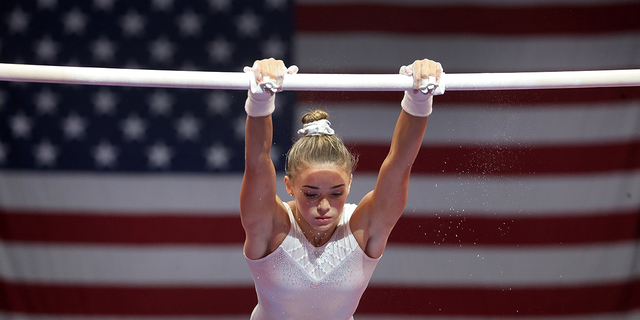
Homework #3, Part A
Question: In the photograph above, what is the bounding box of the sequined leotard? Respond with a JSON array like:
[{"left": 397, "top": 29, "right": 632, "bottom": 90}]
[{"left": 245, "top": 202, "right": 380, "bottom": 320}]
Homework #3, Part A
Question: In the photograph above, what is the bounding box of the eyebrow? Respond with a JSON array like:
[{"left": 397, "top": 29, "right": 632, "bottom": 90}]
[{"left": 302, "top": 184, "right": 346, "bottom": 190}]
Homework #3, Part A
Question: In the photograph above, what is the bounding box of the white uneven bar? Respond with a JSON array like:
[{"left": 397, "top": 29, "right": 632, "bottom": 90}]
[{"left": 0, "top": 63, "right": 639, "bottom": 91}]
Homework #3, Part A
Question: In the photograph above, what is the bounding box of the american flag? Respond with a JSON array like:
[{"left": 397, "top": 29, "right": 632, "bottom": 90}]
[{"left": 1, "top": 0, "right": 640, "bottom": 319}]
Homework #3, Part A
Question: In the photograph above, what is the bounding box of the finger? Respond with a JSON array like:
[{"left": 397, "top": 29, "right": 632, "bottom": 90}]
[
  {"left": 427, "top": 62, "right": 437, "bottom": 90},
  {"left": 399, "top": 65, "right": 411, "bottom": 76},
  {"left": 427, "top": 60, "right": 436, "bottom": 82},
  {"left": 266, "top": 60, "right": 276, "bottom": 83},
  {"left": 412, "top": 60, "right": 421, "bottom": 93},
  {"left": 275, "top": 60, "right": 285, "bottom": 91},
  {"left": 252, "top": 60, "right": 262, "bottom": 83},
  {"left": 265, "top": 61, "right": 278, "bottom": 94},
  {"left": 287, "top": 65, "right": 299, "bottom": 75},
  {"left": 436, "top": 62, "right": 443, "bottom": 83}
]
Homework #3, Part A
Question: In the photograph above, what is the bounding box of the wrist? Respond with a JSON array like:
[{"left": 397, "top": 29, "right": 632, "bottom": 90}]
[
  {"left": 401, "top": 91, "right": 432, "bottom": 117},
  {"left": 245, "top": 91, "right": 275, "bottom": 117}
]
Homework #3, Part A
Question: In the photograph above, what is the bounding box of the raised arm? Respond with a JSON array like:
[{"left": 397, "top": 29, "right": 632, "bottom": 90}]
[
  {"left": 352, "top": 59, "right": 443, "bottom": 258},
  {"left": 240, "top": 58, "right": 297, "bottom": 259}
]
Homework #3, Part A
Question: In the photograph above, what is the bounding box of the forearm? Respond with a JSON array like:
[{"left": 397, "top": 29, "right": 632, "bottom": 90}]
[
  {"left": 244, "top": 115, "right": 274, "bottom": 171},
  {"left": 371, "top": 109, "right": 428, "bottom": 217},
  {"left": 386, "top": 108, "right": 429, "bottom": 170}
]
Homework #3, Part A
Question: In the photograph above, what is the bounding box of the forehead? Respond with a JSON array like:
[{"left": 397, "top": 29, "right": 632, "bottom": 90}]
[{"left": 293, "top": 165, "right": 350, "bottom": 187}]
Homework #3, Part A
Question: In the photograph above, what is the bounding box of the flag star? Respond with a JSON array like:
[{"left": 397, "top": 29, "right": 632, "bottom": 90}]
[
  {"left": 10, "top": 113, "right": 33, "bottom": 138},
  {"left": 0, "top": 90, "right": 6, "bottom": 110},
  {"left": 93, "top": 0, "right": 115, "bottom": 11},
  {"left": 205, "top": 143, "right": 230, "bottom": 169},
  {"left": 148, "top": 90, "right": 173, "bottom": 116},
  {"left": 66, "top": 58, "right": 81, "bottom": 67},
  {"left": 177, "top": 11, "right": 202, "bottom": 37},
  {"left": 121, "top": 10, "right": 145, "bottom": 37},
  {"left": 93, "top": 88, "right": 118, "bottom": 115},
  {"left": 175, "top": 113, "right": 201, "bottom": 141},
  {"left": 91, "top": 37, "right": 116, "bottom": 62},
  {"left": 33, "top": 140, "right": 59, "bottom": 167},
  {"left": 62, "top": 113, "right": 87, "bottom": 140},
  {"left": 180, "top": 61, "right": 198, "bottom": 71},
  {"left": 92, "top": 140, "right": 118, "bottom": 168},
  {"left": 38, "top": 0, "right": 57, "bottom": 10},
  {"left": 273, "top": 93, "right": 288, "bottom": 115},
  {"left": 120, "top": 114, "right": 147, "bottom": 141},
  {"left": 152, "top": 0, "right": 173, "bottom": 11},
  {"left": 208, "top": 38, "right": 233, "bottom": 63},
  {"left": 63, "top": 8, "right": 87, "bottom": 34},
  {"left": 206, "top": 91, "right": 231, "bottom": 115},
  {"left": 236, "top": 11, "right": 261, "bottom": 38},
  {"left": 149, "top": 38, "right": 175, "bottom": 63},
  {"left": 34, "top": 88, "right": 59, "bottom": 114},
  {"left": 270, "top": 145, "right": 281, "bottom": 163},
  {"left": 124, "top": 60, "right": 142, "bottom": 69},
  {"left": 7, "top": 7, "right": 30, "bottom": 34},
  {"left": 209, "top": 0, "right": 231, "bottom": 12},
  {"left": 0, "top": 142, "right": 8, "bottom": 164},
  {"left": 262, "top": 36, "right": 286, "bottom": 59},
  {"left": 35, "top": 36, "right": 59, "bottom": 62},
  {"left": 146, "top": 141, "right": 173, "bottom": 169},
  {"left": 266, "top": 0, "right": 287, "bottom": 10},
  {"left": 234, "top": 115, "right": 246, "bottom": 140}
]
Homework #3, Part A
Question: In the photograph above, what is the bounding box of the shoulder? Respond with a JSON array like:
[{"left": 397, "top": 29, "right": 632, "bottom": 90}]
[
  {"left": 343, "top": 203, "right": 357, "bottom": 215},
  {"left": 341, "top": 203, "right": 358, "bottom": 222}
]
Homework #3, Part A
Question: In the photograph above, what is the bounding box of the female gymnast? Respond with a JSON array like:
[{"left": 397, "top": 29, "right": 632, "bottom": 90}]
[{"left": 240, "top": 58, "right": 442, "bottom": 320}]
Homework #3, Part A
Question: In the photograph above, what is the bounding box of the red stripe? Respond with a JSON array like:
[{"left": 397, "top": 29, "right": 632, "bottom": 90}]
[
  {"left": 2, "top": 209, "right": 639, "bottom": 246},
  {"left": 2, "top": 280, "right": 639, "bottom": 316},
  {"left": 0, "top": 211, "right": 245, "bottom": 244},
  {"left": 296, "top": 3, "right": 640, "bottom": 35},
  {"left": 351, "top": 140, "right": 640, "bottom": 175},
  {"left": 391, "top": 209, "right": 640, "bottom": 246},
  {"left": 297, "top": 87, "right": 640, "bottom": 105},
  {"left": 0, "top": 280, "right": 256, "bottom": 315},
  {"left": 359, "top": 281, "right": 640, "bottom": 316}
]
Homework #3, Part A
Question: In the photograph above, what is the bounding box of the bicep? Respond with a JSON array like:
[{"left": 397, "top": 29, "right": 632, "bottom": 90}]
[{"left": 240, "top": 160, "right": 279, "bottom": 232}]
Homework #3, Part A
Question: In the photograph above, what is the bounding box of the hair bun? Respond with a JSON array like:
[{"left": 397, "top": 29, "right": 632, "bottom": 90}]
[{"left": 301, "top": 109, "right": 329, "bottom": 125}]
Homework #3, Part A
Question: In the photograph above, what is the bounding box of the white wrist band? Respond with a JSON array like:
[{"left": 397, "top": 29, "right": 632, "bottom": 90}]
[
  {"left": 244, "top": 91, "right": 275, "bottom": 117},
  {"left": 401, "top": 91, "right": 433, "bottom": 117}
]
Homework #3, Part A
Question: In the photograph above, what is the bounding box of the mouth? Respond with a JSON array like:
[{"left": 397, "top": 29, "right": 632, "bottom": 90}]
[{"left": 315, "top": 216, "right": 332, "bottom": 224}]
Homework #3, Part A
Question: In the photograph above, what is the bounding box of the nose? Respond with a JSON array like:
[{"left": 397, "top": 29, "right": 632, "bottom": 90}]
[{"left": 317, "top": 198, "right": 330, "bottom": 214}]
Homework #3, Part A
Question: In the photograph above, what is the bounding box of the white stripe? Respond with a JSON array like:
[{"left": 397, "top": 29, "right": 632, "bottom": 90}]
[
  {"left": 297, "top": 102, "right": 640, "bottom": 145},
  {"left": 1, "top": 171, "right": 639, "bottom": 216},
  {"left": 294, "top": 33, "right": 640, "bottom": 73},
  {"left": 296, "top": 0, "right": 637, "bottom": 5},
  {"left": 0, "top": 172, "right": 244, "bottom": 214},
  {"left": 375, "top": 242, "right": 639, "bottom": 286},
  {"left": 401, "top": 170, "right": 640, "bottom": 216},
  {"left": 0, "top": 242, "right": 252, "bottom": 286},
  {"left": 1, "top": 242, "right": 637, "bottom": 287}
]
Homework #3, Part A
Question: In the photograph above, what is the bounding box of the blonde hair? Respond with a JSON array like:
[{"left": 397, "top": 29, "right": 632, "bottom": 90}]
[{"left": 285, "top": 110, "right": 357, "bottom": 178}]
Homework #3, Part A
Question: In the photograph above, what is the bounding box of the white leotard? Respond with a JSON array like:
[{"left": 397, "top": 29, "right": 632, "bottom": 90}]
[{"left": 245, "top": 202, "right": 380, "bottom": 320}]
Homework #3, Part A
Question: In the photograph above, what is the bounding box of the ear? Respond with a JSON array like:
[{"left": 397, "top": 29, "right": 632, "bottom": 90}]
[
  {"left": 346, "top": 174, "right": 353, "bottom": 195},
  {"left": 284, "top": 175, "right": 293, "bottom": 196}
]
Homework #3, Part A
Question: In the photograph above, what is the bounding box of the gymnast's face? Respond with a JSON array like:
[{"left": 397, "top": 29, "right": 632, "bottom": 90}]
[{"left": 285, "top": 164, "right": 352, "bottom": 233}]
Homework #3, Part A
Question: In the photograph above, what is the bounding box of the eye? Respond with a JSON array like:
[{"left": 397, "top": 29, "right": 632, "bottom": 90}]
[
  {"left": 331, "top": 192, "right": 344, "bottom": 197},
  {"left": 304, "top": 192, "right": 318, "bottom": 198}
]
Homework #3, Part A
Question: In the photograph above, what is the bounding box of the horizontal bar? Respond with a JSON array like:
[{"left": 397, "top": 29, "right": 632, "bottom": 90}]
[{"left": 0, "top": 63, "right": 639, "bottom": 91}]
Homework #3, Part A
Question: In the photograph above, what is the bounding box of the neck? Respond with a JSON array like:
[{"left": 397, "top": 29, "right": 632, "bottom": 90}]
[
  {"left": 292, "top": 203, "right": 338, "bottom": 247},
  {"left": 304, "top": 226, "right": 337, "bottom": 247}
]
